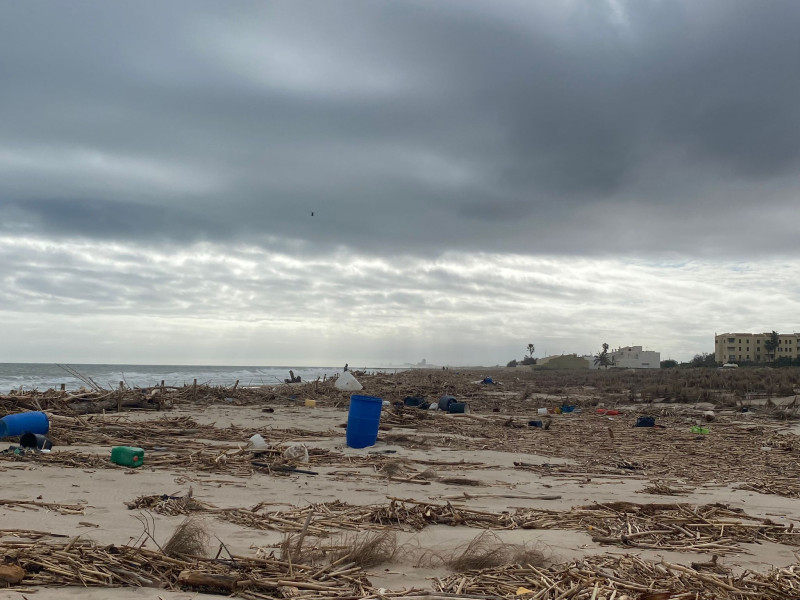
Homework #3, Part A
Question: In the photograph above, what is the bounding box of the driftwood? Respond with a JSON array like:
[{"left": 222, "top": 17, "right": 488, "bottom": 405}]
[
  {"left": 178, "top": 570, "right": 241, "bottom": 591},
  {"left": 66, "top": 394, "right": 160, "bottom": 414}
]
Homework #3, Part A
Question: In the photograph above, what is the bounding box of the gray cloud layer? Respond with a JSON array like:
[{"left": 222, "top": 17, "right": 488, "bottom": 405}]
[
  {"left": 2, "top": 1, "right": 800, "bottom": 256},
  {"left": 1, "top": 236, "right": 798, "bottom": 363}
]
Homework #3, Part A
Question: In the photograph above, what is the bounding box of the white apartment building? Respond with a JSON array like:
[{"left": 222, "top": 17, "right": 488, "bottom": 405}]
[{"left": 609, "top": 346, "right": 660, "bottom": 369}]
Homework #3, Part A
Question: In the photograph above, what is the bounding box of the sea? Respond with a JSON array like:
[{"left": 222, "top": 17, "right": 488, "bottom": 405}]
[{"left": 0, "top": 363, "right": 403, "bottom": 394}]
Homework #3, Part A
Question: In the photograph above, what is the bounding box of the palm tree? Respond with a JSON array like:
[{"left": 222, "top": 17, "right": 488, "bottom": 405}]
[
  {"left": 526, "top": 343, "right": 535, "bottom": 358},
  {"left": 594, "top": 343, "right": 611, "bottom": 368},
  {"left": 764, "top": 330, "right": 780, "bottom": 362}
]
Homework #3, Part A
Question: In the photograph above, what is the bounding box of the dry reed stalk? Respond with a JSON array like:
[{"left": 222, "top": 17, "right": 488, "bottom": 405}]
[
  {"left": 442, "top": 532, "right": 549, "bottom": 573},
  {"left": 163, "top": 517, "right": 210, "bottom": 557},
  {"left": 329, "top": 531, "right": 398, "bottom": 568}
]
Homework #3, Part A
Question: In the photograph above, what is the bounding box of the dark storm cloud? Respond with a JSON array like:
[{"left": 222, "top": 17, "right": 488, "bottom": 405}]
[{"left": 1, "top": 0, "right": 800, "bottom": 256}]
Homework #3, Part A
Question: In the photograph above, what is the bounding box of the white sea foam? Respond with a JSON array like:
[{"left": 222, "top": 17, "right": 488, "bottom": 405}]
[{"left": 0, "top": 363, "right": 401, "bottom": 393}]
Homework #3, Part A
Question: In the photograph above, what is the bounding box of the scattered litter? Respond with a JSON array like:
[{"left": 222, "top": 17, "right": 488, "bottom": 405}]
[
  {"left": 19, "top": 432, "right": 53, "bottom": 450},
  {"left": 403, "top": 396, "right": 429, "bottom": 409},
  {"left": 110, "top": 446, "right": 144, "bottom": 468},
  {"left": 0, "top": 411, "right": 49, "bottom": 438},
  {"left": 438, "top": 395, "right": 457, "bottom": 411},
  {"left": 516, "top": 587, "right": 534, "bottom": 596},
  {"left": 247, "top": 434, "right": 267, "bottom": 450},
  {"left": 335, "top": 371, "right": 363, "bottom": 391},
  {"left": 283, "top": 444, "right": 309, "bottom": 463},
  {"left": 601, "top": 410, "right": 621, "bottom": 416},
  {"left": 347, "top": 395, "right": 383, "bottom": 449},
  {"left": 635, "top": 416, "right": 656, "bottom": 428}
]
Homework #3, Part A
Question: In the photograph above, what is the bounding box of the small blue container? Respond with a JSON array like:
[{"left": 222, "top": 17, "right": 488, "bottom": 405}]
[
  {"left": 561, "top": 405, "right": 576, "bottom": 413},
  {"left": 346, "top": 395, "right": 383, "bottom": 449},
  {"left": 0, "top": 411, "right": 49, "bottom": 438}
]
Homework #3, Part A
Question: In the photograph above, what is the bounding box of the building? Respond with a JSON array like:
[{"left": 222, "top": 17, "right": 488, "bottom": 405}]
[
  {"left": 536, "top": 346, "right": 661, "bottom": 370},
  {"left": 582, "top": 346, "right": 660, "bottom": 369},
  {"left": 608, "top": 346, "right": 660, "bottom": 369},
  {"left": 714, "top": 332, "right": 800, "bottom": 364}
]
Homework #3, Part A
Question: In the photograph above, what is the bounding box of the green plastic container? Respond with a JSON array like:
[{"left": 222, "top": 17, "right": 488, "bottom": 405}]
[
  {"left": 111, "top": 446, "right": 145, "bottom": 467},
  {"left": 690, "top": 426, "right": 709, "bottom": 435}
]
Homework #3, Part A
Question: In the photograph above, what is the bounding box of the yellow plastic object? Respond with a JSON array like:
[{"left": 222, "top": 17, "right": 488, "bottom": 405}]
[
  {"left": 304, "top": 399, "right": 316, "bottom": 408},
  {"left": 516, "top": 587, "right": 534, "bottom": 596}
]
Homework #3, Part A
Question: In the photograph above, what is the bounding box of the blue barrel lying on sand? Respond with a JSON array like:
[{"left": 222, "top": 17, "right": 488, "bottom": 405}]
[
  {"left": 438, "top": 395, "right": 457, "bottom": 411},
  {"left": 346, "top": 395, "right": 383, "bottom": 448},
  {"left": 0, "top": 411, "right": 49, "bottom": 438}
]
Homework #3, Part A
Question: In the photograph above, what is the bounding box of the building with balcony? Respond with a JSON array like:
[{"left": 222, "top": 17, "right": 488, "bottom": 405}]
[{"left": 714, "top": 332, "right": 800, "bottom": 364}]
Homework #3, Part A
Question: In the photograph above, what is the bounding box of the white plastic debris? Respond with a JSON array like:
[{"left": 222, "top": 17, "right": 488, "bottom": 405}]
[
  {"left": 247, "top": 434, "right": 267, "bottom": 450},
  {"left": 334, "top": 371, "right": 363, "bottom": 391},
  {"left": 283, "top": 443, "right": 309, "bottom": 463}
]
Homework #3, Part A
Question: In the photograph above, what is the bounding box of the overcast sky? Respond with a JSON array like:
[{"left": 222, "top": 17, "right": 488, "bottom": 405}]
[{"left": 1, "top": 0, "right": 799, "bottom": 365}]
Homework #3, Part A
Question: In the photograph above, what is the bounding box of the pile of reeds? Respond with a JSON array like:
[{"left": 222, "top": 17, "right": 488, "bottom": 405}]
[
  {"left": 0, "top": 539, "right": 371, "bottom": 598},
  {"left": 434, "top": 553, "right": 800, "bottom": 599},
  {"left": 134, "top": 497, "right": 800, "bottom": 558},
  {"left": 125, "top": 493, "right": 212, "bottom": 516},
  {"left": 562, "top": 501, "right": 800, "bottom": 552}
]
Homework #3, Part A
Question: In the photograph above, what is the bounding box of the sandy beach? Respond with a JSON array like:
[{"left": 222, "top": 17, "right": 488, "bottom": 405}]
[{"left": 1, "top": 367, "right": 800, "bottom": 598}]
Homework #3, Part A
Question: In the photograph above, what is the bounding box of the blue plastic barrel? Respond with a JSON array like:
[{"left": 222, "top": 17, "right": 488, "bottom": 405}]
[
  {"left": 0, "top": 411, "right": 49, "bottom": 438},
  {"left": 346, "top": 395, "right": 383, "bottom": 448}
]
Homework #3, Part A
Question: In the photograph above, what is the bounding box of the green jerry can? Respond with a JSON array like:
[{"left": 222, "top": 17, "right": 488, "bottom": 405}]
[{"left": 111, "top": 446, "right": 145, "bottom": 467}]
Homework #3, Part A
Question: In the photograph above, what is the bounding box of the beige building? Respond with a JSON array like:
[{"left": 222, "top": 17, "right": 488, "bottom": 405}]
[{"left": 714, "top": 332, "right": 800, "bottom": 364}]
